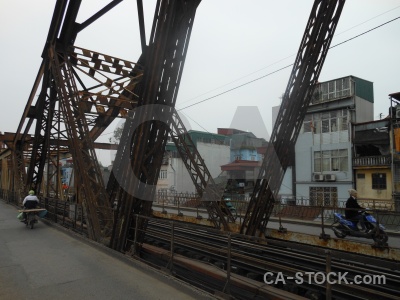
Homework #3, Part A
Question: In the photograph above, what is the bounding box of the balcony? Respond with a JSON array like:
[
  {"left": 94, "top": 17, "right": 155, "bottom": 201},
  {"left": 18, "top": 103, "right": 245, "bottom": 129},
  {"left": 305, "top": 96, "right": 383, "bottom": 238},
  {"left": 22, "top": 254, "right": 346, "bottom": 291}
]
[{"left": 353, "top": 155, "right": 391, "bottom": 167}]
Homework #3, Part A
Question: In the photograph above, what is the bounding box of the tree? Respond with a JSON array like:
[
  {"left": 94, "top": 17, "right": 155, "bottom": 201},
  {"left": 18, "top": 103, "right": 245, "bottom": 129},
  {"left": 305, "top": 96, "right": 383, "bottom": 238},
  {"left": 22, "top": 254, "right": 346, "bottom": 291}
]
[{"left": 110, "top": 121, "right": 125, "bottom": 144}]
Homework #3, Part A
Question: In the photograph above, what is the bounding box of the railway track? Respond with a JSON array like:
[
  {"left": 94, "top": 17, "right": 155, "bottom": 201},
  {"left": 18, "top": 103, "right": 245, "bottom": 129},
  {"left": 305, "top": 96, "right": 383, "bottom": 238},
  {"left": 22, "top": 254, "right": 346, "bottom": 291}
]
[
  {"left": 25, "top": 200, "right": 400, "bottom": 299},
  {"left": 142, "top": 219, "right": 400, "bottom": 299}
]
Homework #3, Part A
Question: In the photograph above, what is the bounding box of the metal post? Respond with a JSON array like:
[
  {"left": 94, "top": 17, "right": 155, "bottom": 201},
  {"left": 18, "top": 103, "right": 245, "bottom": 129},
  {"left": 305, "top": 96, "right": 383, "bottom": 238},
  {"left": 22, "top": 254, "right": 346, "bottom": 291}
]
[
  {"left": 62, "top": 200, "right": 67, "bottom": 225},
  {"left": 80, "top": 204, "right": 84, "bottom": 234},
  {"left": 133, "top": 215, "right": 139, "bottom": 255},
  {"left": 319, "top": 206, "right": 330, "bottom": 240},
  {"left": 277, "top": 199, "right": 287, "bottom": 233},
  {"left": 169, "top": 221, "right": 174, "bottom": 271},
  {"left": 162, "top": 195, "right": 167, "bottom": 214},
  {"left": 223, "top": 232, "right": 231, "bottom": 294},
  {"left": 55, "top": 199, "right": 58, "bottom": 223},
  {"left": 196, "top": 205, "right": 202, "bottom": 219},
  {"left": 325, "top": 250, "right": 332, "bottom": 300},
  {"left": 74, "top": 203, "right": 77, "bottom": 229},
  {"left": 177, "top": 196, "right": 183, "bottom": 216}
]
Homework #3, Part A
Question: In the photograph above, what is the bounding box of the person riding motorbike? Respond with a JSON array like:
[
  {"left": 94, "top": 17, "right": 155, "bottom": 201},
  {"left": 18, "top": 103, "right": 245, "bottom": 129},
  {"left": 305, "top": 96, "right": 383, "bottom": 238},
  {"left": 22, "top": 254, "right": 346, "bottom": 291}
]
[
  {"left": 22, "top": 190, "right": 39, "bottom": 221},
  {"left": 345, "top": 189, "right": 367, "bottom": 232}
]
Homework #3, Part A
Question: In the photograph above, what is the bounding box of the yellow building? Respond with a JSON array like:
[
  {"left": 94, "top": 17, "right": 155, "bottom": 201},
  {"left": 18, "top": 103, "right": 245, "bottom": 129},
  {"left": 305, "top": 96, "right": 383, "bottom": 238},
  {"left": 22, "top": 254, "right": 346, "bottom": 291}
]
[
  {"left": 352, "top": 119, "right": 394, "bottom": 210},
  {"left": 352, "top": 92, "right": 400, "bottom": 212}
]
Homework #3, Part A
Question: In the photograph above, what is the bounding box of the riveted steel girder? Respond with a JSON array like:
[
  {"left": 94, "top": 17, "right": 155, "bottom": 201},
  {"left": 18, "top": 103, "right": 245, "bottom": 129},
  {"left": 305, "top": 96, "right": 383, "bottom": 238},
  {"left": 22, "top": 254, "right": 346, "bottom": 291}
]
[
  {"left": 241, "top": 0, "right": 346, "bottom": 236},
  {"left": 109, "top": 0, "right": 202, "bottom": 252},
  {"left": 170, "top": 109, "right": 235, "bottom": 229}
]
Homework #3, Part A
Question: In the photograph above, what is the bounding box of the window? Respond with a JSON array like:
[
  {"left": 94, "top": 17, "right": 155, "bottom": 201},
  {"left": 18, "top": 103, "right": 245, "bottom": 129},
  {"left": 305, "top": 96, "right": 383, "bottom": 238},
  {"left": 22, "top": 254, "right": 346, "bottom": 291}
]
[
  {"left": 318, "top": 77, "right": 352, "bottom": 102},
  {"left": 302, "top": 110, "right": 348, "bottom": 134},
  {"left": 357, "top": 173, "right": 365, "bottom": 179},
  {"left": 339, "top": 112, "right": 348, "bottom": 131},
  {"left": 159, "top": 170, "right": 167, "bottom": 179},
  {"left": 372, "top": 173, "right": 386, "bottom": 190},
  {"left": 314, "top": 149, "right": 348, "bottom": 172},
  {"left": 310, "top": 187, "right": 338, "bottom": 206},
  {"left": 303, "top": 115, "right": 312, "bottom": 133}
]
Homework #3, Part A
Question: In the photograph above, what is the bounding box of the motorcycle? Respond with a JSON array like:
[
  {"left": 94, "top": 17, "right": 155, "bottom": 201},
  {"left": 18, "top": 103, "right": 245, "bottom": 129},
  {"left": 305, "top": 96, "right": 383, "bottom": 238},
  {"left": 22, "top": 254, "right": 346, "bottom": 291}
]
[
  {"left": 19, "top": 208, "right": 47, "bottom": 229},
  {"left": 331, "top": 210, "right": 388, "bottom": 247}
]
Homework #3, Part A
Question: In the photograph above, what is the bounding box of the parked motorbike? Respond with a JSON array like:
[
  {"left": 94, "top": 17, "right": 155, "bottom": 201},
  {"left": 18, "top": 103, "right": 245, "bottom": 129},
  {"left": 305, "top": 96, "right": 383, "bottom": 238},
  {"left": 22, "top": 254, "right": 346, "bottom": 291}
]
[{"left": 331, "top": 210, "right": 388, "bottom": 246}]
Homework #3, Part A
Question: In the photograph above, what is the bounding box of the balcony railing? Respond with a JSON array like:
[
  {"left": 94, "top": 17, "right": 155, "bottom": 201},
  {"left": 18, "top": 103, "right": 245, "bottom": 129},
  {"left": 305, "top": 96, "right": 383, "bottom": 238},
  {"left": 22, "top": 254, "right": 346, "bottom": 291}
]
[{"left": 353, "top": 155, "right": 391, "bottom": 167}]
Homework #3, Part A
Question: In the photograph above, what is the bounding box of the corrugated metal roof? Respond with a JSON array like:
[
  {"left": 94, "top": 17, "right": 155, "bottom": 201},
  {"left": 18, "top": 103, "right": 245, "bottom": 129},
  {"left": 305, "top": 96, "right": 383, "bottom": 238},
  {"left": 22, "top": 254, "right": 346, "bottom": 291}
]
[
  {"left": 220, "top": 160, "right": 261, "bottom": 171},
  {"left": 389, "top": 92, "right": 400, "bottom": 101}
]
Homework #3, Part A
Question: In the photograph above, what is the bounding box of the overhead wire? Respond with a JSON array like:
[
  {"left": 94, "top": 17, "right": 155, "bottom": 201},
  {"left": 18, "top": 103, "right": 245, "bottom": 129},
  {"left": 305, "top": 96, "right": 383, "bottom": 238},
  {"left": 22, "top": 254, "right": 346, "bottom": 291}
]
[
  {"left": 177, "top": 15, "right": 400, "bottom": 112},
  {"left": 100, "top": 12, "right": 400, "bottom": 137},
  {"left": 176, "top": 5, "right": 400, "bottom": 108}
]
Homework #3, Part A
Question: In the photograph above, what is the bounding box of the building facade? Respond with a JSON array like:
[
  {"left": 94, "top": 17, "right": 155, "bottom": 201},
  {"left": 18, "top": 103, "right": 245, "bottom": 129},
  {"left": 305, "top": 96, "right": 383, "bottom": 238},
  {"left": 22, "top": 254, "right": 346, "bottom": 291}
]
[
  {"left": 352, "top": 119, "right": 392, "bottom": 209},
  {"left": 157, "top": 131, "right": 230, "bottom": 194},
  {"left": 275, "top": 75, "right": 375, "bottom": 206},
  {"left": 218, "top": 128, "right": 267, "bottom": 194}
]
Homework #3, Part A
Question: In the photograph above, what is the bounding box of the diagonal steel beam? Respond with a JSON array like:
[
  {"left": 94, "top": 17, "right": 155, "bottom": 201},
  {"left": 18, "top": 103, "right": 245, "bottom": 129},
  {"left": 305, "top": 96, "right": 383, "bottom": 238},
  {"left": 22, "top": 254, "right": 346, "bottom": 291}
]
[
  {"left": 241, "top": 0, "right": 346, "bottom": 236},
  {"left": 51, "top": 48, "right": 113, "bottom": 242},
  {"left": 170, "top": 109, "right": 235, "bottom": 229}
]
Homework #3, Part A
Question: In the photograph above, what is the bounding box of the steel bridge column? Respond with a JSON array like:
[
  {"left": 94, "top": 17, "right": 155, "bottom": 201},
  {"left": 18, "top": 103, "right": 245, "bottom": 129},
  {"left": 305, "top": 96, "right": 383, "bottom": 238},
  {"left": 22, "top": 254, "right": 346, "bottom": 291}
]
[
  {"left": 241, "top": 0, "right": 346, "bottom": 236},
  {"left": 110, "top": 0, "right": 201, "bottom": 252}
]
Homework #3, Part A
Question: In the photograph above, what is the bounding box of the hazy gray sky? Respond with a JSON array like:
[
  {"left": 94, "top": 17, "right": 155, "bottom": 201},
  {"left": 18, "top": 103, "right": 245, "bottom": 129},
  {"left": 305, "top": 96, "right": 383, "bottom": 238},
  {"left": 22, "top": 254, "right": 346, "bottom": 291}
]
[{"left": 1, "top": 0, "right": 399, "bottom": 164}]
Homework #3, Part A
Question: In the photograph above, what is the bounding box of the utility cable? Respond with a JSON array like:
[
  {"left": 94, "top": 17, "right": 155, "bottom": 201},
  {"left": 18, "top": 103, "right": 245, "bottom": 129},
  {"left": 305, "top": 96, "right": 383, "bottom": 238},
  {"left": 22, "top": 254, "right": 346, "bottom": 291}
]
[
  {"left": 177, "top": 5, "right": 400, "bottom": 108},
  {"left": 100, "top": 14, "right": 400, "bottom": 137},
  {"left": 177, "top": 15, "right": 400, "bottom": 112}
]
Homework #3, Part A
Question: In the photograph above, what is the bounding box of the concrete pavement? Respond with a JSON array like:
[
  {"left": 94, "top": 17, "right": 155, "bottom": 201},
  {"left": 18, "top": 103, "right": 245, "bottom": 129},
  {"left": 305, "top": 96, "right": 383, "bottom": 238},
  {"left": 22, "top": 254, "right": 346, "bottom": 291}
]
[{"left": 0, "top": 200, "right": 215, "bottom": 300}]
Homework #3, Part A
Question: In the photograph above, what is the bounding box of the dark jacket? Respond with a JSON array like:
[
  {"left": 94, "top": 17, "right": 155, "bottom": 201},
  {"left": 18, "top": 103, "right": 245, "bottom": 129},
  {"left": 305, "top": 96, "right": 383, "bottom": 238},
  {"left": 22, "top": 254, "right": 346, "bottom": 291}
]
[{"left": 345, "top": 196, "right": 362, "bottom": 219}]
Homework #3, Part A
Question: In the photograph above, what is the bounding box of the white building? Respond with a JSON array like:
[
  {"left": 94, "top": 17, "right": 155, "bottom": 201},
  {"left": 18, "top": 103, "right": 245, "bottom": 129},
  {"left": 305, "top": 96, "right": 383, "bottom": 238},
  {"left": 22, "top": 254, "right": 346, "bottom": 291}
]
[
  {"left": 273, "top": 75, "right": 374, "bottom": 206},
  {"left": 157, "top": 130, "right": 230, "bottom": 194}
]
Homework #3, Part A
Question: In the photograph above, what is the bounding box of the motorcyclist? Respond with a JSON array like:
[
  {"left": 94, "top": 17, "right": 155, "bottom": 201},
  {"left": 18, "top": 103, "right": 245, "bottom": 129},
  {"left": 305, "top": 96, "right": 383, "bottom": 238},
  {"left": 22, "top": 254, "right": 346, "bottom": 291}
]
[
  {"left": 345, "top": 189, "right": 367, "bottom": 232},
  {"left": 22, "top": 190, "right": 39, "bottom": 221}
]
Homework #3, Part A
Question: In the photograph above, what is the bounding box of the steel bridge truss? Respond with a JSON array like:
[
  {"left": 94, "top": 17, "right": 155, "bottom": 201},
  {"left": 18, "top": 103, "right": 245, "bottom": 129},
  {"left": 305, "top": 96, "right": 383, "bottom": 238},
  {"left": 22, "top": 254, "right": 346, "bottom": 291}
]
[
  {"left": 7, "top": 0, "right": 346, "bottom": 247},
  {"left": 9, "top": 0, "right": 235, "bottom": 247}
]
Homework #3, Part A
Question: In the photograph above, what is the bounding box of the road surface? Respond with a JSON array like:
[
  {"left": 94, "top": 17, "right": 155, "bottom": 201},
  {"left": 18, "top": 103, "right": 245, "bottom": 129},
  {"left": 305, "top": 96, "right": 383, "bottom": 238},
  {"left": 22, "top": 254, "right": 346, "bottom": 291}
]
[{"left": 0, "top": 200, "right": 214, "bottom": 300}]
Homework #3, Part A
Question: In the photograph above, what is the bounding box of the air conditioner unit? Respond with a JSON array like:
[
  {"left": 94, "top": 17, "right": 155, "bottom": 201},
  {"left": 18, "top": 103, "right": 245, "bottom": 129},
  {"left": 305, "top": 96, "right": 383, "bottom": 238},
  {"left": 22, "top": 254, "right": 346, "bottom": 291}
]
[
  {"left": 313, "top": 174, "right": 324, "bottom": 182},
  {"left": 396, "top": 107, "right": 400, "bottom": 119},
  {"left": 324, "top": 174, "right": 336, "bottom": 182}
]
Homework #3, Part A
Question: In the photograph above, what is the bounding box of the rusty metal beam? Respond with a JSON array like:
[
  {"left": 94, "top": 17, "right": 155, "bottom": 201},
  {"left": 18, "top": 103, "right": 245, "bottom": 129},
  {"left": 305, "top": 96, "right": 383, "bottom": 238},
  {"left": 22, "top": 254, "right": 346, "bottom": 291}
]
[
  {"left": 170, "top": 109, "right": 234, "bottom": 229},
  {"left": 9, "top": 0, "right": 125, "bottom": 239},
  {"left": 51, "top": 48, "right": 113, "bottom": 242},
  {"left": 109, "top": 0, "right": 202, "bottom": 252},
  {"left": 68, "top": 46, "right": 143, "bottom": 140},
  {"left": 241, "top": 0, "right": 346, "bottom": 236},
  {"left": 78, "top": 1, "right": 123, "bottom": 33}
]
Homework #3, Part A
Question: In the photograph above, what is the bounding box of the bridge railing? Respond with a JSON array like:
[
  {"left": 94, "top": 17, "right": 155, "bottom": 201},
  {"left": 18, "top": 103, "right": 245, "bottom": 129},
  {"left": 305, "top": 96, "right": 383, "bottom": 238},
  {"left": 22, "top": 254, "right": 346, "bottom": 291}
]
[
  {"left": 153, "top": 192, "right": 400, "bottom": 231},
  {"left": 0, "top": 189, "right": 89, "bottom": 236},
  {"left": 2, "top": 188, "right": 399, "bottom": 237}
]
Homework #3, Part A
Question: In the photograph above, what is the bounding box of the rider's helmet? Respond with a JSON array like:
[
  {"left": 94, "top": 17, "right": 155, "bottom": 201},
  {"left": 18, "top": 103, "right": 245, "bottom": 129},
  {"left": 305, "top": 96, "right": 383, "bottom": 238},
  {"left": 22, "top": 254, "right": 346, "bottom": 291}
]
[{"left": 29, "top": 190, "right": 35, "bottom": 195}]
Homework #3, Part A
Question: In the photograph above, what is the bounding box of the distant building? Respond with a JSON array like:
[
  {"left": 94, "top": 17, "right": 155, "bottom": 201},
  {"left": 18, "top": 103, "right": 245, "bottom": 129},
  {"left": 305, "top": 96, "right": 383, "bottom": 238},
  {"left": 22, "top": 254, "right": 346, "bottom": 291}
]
[
  {"left": 352, "top": 119, "right": 392, "bottom": 209},
  {"left": 389, "top": 92, "right": 400, "bottom": 211},
  {"left": 157, "top": 130, "right": 230, "bottom": 194},
  {"left": 156, "top": 128, "right": 268, "bottom": 195},
  {"left": 218, "top": 128, "right": 267, "bottom": 193},
  {"left": 273, "top": 75, "right": 376, "bottom": 206}
]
